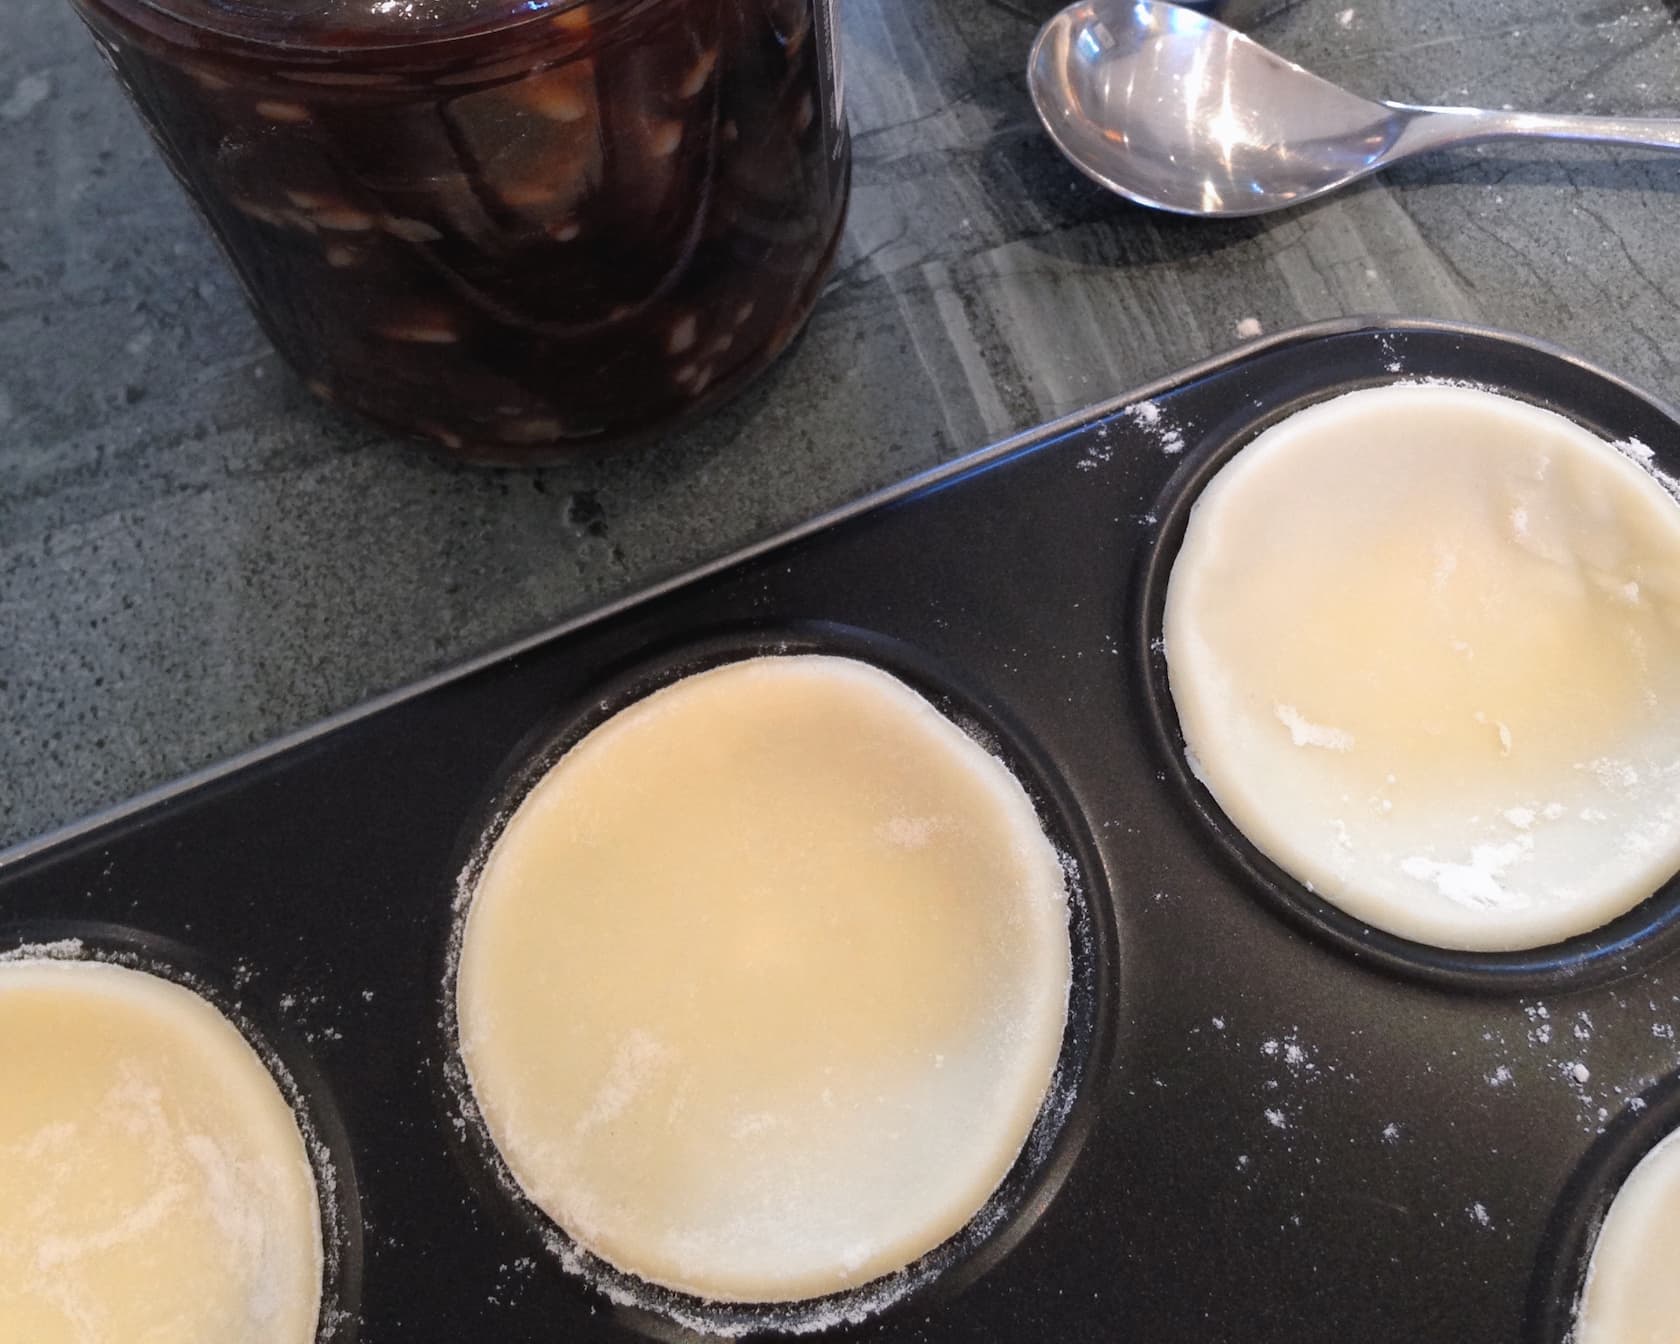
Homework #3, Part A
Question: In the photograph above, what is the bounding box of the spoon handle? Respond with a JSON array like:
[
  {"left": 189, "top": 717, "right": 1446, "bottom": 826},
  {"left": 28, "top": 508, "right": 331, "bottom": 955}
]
[{"left": 1389, "top": 104, "right": 1680, "bottom": 156}]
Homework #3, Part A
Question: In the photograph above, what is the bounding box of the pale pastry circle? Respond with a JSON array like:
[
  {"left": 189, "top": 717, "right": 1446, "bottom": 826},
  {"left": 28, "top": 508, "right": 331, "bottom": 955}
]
[
  {"left": 1164, "top": 383, "right": 1680, "bottom": 952},
  {"left": 0, "top": 957, "right": 323, "bottom": 1344},
  {"left": 1576, "top": 1127, "right": 1680, "bottom": 1344},
  {"left": 457, "top": 654, "right": 1072, "bottom": 1303}
]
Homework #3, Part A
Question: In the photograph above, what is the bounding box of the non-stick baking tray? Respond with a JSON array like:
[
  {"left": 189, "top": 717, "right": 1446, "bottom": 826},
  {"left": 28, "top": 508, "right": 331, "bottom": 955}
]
[{"left": 5, "top": 317, "right": 1680, "bottom": 1343}]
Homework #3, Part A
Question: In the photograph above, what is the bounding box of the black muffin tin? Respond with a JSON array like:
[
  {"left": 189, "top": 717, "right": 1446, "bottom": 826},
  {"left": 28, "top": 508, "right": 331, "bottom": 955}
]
[{"left": 5, "top": 318, "right": 1680, "bottom": 1343}]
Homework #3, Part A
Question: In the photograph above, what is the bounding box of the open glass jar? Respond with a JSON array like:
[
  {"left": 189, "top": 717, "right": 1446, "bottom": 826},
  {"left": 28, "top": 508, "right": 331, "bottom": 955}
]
[{"left": 71, "top": 0, "right": 851, "bottom": 462}]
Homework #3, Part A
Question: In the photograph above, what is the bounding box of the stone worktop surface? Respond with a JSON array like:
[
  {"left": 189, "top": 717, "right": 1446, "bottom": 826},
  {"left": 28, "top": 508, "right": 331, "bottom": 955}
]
[{"left": 4, "top": 0, "right": 1679, "bottom": 846}]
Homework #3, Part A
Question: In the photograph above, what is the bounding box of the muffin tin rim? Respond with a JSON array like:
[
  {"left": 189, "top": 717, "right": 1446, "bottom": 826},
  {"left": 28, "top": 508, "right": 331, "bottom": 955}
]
[{"left": 4, "top": 320, "right": 1680, "bottom": 1340}]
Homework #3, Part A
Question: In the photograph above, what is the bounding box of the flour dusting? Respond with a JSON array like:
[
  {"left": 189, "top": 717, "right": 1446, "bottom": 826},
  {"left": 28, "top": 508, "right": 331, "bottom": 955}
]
[
  {"left": 1400, "top": 837, "right": 1534, "bottom": 910},
  {"left": 1123, "top": 398, "right": 1187, "bottom": 455},
  {"left": 1275, "top": 703, "right": 1354, "bottom": 752}
]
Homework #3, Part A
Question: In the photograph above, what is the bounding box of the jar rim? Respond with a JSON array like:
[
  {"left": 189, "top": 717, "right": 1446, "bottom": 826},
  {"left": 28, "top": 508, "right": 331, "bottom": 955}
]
[{"left": 108, "top": 0, "right": 639, "bottom": 55}]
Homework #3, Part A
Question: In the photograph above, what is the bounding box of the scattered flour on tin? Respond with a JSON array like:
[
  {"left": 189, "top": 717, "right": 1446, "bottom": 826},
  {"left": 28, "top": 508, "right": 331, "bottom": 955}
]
[
  {"left": 0, "top": 938, "right": 85, "bottom": 962},
  {"left": 1259, "top": 1029, "right": 1325, "bottom": 1082},
  {"left": 1249, "top": 1026, "right": 1347, "bottom": 1139},
  {"left": 1381, "top": 1123, "right": 1401, "bottom": 1144},
  {"left": 1478, "top": 997, "right": 1674, "bottom": 1138},
  {"left": 1235, "top": 316, "right": 1263, "bottom": 340},
  {"left": 1075, "top": 422, "right": 1114, "bottom": 471},
  {"left": 486, "top": 1255, "right": 538, "bottom": 1309},
  {"left": 1468, "top": 1203, "right": 1492, "bottom": 1228},
  {"left": 1124, "top": 398, "right": 1187, "bottom": 455}
]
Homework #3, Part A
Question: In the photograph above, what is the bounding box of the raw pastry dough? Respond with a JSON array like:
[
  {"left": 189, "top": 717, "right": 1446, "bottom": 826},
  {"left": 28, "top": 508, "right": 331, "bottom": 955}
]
[
  {"left": 1576, "top": 1128, "right": 1680, "bottom": 1344},
  {"left": 0, "top": 958, "right": 322, "bottom": 1344},
  {"left": 457, "top": 655, "right": 1071, "bottom": 1303},
  {"left": 1164, "top": 383, "right": 1680, "bottom": 951}
]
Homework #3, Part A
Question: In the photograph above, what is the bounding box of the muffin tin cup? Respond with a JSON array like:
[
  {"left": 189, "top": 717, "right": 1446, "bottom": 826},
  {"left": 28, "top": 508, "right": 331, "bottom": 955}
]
[
  {"left": 1523, "top": 1067, "right": 1680, "bottom": 1344},
  {"left": 436, "top": 624, "right": 1116, "bottom": 1337},
  {"left": 1134, "top": 390, "right": 1680, "bottom": 995},
  {"left": 0, "top": 921, "right": 363, "bottom": 1344},
  {"left": 5, "top": 318, "right": 1680, "bottom": 1340}
]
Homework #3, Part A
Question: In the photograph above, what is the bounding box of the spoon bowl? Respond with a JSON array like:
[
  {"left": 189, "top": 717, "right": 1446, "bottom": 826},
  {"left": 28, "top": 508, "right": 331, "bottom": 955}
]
[{"left": 1029, "top": 0, "right": 1680, "bottom": 218}]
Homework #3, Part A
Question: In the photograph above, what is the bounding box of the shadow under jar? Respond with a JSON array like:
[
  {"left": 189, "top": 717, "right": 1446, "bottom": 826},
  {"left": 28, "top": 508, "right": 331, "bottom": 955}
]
[{"left": 71, "top": 0, "right": 852, "bottom": 462}]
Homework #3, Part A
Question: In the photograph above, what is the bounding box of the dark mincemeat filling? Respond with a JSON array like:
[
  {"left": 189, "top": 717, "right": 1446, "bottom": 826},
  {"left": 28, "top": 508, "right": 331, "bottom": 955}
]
[{"left": 76, "top": 0, "right": 850, "bottom": 457}]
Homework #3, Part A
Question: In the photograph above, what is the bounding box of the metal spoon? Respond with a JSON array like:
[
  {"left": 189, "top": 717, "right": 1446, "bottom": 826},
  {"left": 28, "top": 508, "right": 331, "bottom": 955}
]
[{"left": 1028, "top": 0, "right": 1680, "bottom": 218}]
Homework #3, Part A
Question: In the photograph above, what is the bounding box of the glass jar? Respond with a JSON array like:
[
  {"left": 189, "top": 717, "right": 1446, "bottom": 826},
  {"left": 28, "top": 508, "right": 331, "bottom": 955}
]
[{"left": 70, "top": 0, "right": 851, "bottom": 462}]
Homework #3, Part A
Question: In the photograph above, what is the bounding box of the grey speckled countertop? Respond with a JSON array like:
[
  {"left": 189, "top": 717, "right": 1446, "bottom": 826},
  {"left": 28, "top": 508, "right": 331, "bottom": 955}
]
[{"left": 4, "top": 0, "right": 1680, "bottom": 848}]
